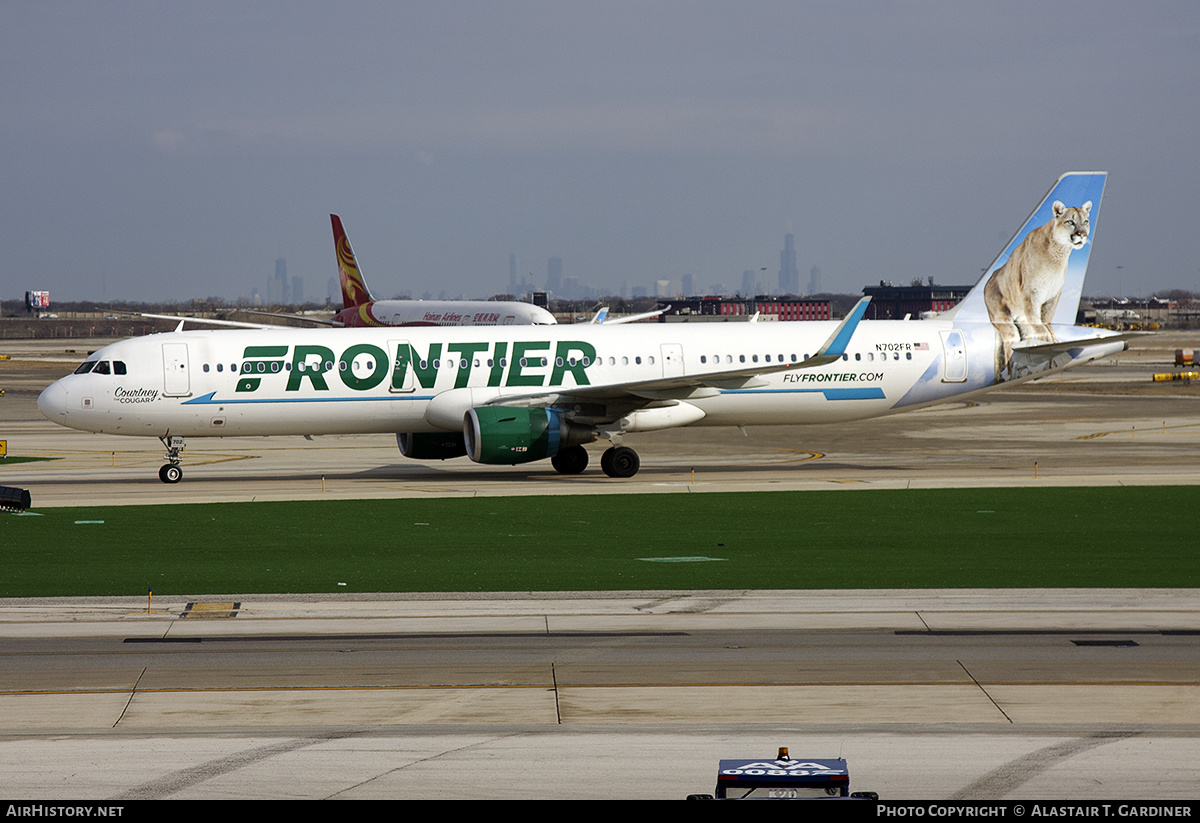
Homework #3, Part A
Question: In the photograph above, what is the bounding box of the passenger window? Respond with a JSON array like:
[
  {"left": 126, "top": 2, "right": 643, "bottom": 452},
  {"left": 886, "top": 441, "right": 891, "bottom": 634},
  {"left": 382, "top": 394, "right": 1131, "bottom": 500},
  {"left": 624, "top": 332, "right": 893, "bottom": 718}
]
[
  {"left": 855, "top": 353, "right": 861, "bottom": 361},
  {"left": 203, "top": 364, "right": 210, "bottom": 373}
]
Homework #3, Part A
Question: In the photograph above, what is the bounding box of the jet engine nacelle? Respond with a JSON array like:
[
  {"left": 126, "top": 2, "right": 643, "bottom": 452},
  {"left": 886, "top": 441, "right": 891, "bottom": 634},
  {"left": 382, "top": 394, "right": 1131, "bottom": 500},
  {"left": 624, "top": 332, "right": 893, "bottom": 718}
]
[
  {"left": 464, "top": 406, "right": 592, "bottom": 465},
  {"left": 396, "top": 432, "right": 468, "bottom": 460}
]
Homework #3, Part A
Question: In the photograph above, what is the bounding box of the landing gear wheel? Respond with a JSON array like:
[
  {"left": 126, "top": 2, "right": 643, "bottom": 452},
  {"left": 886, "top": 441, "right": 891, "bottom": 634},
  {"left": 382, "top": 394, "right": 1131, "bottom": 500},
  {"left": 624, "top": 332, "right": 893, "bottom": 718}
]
[
  {"left": 159, "top": 464, "right": 183, "bottom": 484},
  {"left": 600, "top": 446, "right": 640, "bottom": 478},
  {"left": 551, "top": 445, "right": 589, "bottom": 475}
]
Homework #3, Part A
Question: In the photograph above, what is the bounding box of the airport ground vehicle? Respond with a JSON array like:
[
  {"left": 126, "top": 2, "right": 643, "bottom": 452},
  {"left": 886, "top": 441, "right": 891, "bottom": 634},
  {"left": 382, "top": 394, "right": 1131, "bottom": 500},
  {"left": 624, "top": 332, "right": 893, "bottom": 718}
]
[{"left": 688, "top": 749, "right": 878, "bottom": 800}]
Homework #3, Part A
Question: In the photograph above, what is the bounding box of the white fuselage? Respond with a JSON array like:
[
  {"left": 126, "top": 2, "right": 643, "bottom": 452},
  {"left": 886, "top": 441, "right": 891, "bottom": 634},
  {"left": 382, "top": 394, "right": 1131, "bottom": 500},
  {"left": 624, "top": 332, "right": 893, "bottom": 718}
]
[{"left": 37, "top": 317, "right": 1123, "bottom": 441}]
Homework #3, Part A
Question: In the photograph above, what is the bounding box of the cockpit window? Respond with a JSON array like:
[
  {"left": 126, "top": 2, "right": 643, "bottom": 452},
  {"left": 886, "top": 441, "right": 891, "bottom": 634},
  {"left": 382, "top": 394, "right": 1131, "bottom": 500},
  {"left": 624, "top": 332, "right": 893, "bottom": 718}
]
[
  {"left": 74, "top": 361, "right": 97, "bottom": 375},
  {"left": 113, "top": 361, "right": 127, "bottom": 375},
  {"left": 93, "top": 361, "right": 111, "bottom": 375}
]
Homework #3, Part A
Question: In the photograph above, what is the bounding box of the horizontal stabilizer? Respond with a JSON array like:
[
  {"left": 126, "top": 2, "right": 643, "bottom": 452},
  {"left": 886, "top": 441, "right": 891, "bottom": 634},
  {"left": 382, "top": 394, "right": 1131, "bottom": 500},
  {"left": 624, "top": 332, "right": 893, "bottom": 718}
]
[{"left": 1010, "top": 330, "right": 1146, "bottom": 357}]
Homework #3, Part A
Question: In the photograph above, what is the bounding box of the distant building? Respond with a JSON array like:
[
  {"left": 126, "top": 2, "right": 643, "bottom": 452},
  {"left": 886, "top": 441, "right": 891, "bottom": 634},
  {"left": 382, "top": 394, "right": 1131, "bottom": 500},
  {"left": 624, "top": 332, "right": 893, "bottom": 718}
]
[
  {"left": 861, "top": 282, "right": 972, "bottom": 319},
  {"left": 269, "top": 258, "right": 290, "bottom": 304},
  {"left": 808, "top": 265, "right": 822, "bottom": 295},
  {"left": 657, "top": 295, "right": 830, "bottom": 322},
  {"left": 778, "top": 233, "right": 800, "bottom": 295},
  {"left": 547, "top": 257, "right": 563, "bottom": 294}
]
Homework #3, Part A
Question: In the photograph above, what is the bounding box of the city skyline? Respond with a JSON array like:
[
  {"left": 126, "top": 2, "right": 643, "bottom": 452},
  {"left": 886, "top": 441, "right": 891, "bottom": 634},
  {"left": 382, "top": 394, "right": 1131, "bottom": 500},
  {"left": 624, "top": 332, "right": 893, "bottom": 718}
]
[{"left": 4, "top": 3, "right": 1197, "bottom": 303}]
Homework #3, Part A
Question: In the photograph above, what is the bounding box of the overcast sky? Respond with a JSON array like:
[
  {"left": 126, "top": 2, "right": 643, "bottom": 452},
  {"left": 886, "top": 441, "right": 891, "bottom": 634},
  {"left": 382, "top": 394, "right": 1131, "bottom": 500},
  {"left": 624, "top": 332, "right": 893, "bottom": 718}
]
[{"left": 2, "top": 1, "right": 1197, "bottom": 305}]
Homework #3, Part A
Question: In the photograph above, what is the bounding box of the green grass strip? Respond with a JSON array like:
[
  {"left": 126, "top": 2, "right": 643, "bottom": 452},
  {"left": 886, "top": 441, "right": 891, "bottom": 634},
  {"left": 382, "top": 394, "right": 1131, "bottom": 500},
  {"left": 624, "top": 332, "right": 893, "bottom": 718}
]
[
  {"left": 0, "top": 456, "right": 57, "bottom": 466},
  {"left": 1, "top": 486, "right": 1195, "bottom": 596}
]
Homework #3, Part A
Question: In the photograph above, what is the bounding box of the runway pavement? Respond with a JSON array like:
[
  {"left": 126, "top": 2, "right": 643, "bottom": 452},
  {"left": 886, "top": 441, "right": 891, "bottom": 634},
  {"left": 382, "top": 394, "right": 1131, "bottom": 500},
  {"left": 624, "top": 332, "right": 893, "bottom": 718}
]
[{"left": 1, "top": 334, "right": 1198, "bottom": 799}]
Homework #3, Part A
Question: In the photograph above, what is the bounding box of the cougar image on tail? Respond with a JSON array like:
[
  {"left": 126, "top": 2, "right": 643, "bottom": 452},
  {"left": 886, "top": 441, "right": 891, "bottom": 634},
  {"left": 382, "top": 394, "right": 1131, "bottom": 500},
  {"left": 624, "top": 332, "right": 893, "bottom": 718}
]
[{"left": 984, "top": 199, "right": 1091, "bottom": 380}]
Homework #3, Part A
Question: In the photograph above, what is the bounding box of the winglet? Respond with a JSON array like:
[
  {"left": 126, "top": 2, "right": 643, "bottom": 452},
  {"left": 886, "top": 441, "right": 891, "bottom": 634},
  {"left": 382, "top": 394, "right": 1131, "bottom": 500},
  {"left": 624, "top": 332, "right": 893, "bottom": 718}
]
[
  {"left": 804, "top": 296, "right": 871, "bottom": 367},
  {"left": 331, "top": 214, "right": 375, "bottom": 309}
]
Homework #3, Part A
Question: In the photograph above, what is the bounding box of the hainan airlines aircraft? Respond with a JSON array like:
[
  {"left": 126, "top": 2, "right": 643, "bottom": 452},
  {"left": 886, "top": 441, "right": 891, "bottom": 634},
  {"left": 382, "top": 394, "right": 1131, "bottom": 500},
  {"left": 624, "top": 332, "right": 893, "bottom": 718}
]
[
  {"left": 330, "top": 215, "right": 556, "bottom": 327},
  {"left": 40, "top": 172, "right": 1129, "bottom": 483}
]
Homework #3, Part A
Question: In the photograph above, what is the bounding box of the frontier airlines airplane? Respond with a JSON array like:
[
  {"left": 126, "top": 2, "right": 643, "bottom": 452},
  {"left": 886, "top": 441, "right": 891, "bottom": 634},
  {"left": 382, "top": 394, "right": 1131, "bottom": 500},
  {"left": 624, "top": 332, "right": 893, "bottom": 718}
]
[{"left": 40, "top": 172, "right": 1125, "bottom": 483}]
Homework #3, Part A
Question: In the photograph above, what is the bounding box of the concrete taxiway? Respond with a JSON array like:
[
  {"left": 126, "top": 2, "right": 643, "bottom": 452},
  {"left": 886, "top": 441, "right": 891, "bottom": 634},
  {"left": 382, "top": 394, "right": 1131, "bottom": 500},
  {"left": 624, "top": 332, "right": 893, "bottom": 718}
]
[
  {"left": 0, "top": 589, "right": 1198, "bottom": 799},
  {"left": 1, "top": 334, "right": 1198, "bottom": 799}
]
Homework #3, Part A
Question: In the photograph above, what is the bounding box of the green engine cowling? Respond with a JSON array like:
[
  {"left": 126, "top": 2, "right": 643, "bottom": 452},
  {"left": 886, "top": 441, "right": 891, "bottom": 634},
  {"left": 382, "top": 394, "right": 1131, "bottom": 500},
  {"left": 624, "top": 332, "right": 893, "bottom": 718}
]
[
  {"left": 464, "top": 406, "right": 592, "bottom": 465},
  {"left": 396, "top": 432, "right": 468, "bottom": 460}
]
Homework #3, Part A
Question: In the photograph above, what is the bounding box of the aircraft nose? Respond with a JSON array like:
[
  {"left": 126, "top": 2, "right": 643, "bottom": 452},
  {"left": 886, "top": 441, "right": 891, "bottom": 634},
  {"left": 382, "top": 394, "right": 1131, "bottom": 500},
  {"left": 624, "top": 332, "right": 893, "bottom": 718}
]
[{"left": 37, "top": 380, "right": 67, "bottom": 423}]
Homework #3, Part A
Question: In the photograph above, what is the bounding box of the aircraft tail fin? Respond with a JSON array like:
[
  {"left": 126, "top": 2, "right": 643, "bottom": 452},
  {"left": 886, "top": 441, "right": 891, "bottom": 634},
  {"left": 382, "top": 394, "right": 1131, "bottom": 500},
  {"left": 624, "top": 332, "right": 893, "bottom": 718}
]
[
  {"left": 331, "top": 214, "right": 375, "bottom": 310},
  {"left": 945, "top": 171, "right": 1106, "bottom": 325}
]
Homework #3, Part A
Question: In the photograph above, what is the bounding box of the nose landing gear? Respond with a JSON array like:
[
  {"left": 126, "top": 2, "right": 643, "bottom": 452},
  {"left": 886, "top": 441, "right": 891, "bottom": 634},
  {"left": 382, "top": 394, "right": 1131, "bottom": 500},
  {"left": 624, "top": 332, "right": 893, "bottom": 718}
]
[{"left": 158, "top": 435, "right": 185, "bottom": 484}]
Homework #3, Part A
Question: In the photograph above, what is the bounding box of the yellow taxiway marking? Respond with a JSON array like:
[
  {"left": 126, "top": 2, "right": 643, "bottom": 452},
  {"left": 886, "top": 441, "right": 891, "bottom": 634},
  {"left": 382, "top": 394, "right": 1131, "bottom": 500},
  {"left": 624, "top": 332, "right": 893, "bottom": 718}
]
[{"left": 181, "top": 602, "right": 240, "bottom": 619}]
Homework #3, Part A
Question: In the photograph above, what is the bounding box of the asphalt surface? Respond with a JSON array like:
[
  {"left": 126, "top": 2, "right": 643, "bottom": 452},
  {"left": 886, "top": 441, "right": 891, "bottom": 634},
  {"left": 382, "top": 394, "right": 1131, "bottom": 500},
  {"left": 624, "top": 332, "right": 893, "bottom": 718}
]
[{"left": 1, "top": 333, "right": 1198, "bottom": 800}]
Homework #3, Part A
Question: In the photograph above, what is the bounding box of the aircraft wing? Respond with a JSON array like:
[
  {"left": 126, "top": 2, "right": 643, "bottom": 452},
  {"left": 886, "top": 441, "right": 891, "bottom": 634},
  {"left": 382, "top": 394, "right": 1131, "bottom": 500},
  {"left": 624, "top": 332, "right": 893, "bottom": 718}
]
[
  {"left": 241, "top": 310, "right": 338, "bottom": 326},
  {"left": 587, "top": 306, "right": 668, "bottom": 325},
  {"left": 118, "top": 310, "right": 338, "bottom": 329},
  {"left": 123, "top": 312, "right": 283, "bottom": 330},
  {"left": 490, "top": 297, "right": 871, "bottom": 407}
]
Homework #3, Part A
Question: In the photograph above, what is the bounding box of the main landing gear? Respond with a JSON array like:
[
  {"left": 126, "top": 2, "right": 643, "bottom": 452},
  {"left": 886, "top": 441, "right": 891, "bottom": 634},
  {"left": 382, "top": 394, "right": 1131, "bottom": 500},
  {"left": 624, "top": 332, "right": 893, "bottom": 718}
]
[
  {"left": 550, "top": 444, "right": 641, "bottom": 478},
  {"left": 600, "top": 446, "right": 639, "bottom": 478},
  {"left": 158, "top": 434, "right": 185, "bottom": 484}
]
